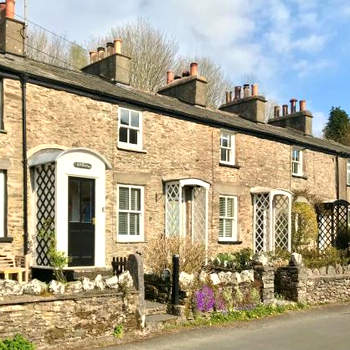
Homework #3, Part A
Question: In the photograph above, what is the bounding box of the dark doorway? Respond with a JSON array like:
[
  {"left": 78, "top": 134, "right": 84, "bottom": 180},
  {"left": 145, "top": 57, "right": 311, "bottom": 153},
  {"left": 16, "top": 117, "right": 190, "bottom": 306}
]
[{"left": 68, "top": 177, "right": 95, "bottom": 266}]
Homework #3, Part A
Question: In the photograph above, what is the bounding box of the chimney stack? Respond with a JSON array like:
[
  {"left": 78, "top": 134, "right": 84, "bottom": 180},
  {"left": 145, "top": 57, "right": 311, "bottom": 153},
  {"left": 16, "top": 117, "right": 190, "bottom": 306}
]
[
  {"left": 190, "top": 62, "right": 198, "bottom": 76},
  {"left": 89, "top": 51, "right": 98, "bottom": 64},
  {"left": 219, "top": 83, "right": 267, "bottom": 123},
  {"left": 0, "top": 0, "right": 25, "bottom": 56},
  {"left": 290, "top": 98, "right": 297, "bottom": 113},
  {"left": 82, "top": 38, "right": 131, "bottom": 85},
  {"left": 106, "top": 42, "right": 114, "bottom": 56},
  {"left": 225, "top": 91, "right": 232, "bottom": 104},
  {"left": 251, "top": 84, "right": 258, "bottom": 96},
  {"left": 158, "top": 63, "right": 208, "bottom": 107},
  {"left": 274, "top": 105, "right": 281, "bottom": 118},
  {"left": 299, "top": 100, "right": 306, "bottom": 112},
  {"left": 282, "top": 104, "right": 288, "bottom": 116},
  {"left": 234, "top": 86, "right": 241, "bottom": 100},
  {"left": 167, "top": 70, "right": 174, "bottom": 84},
  {"left": 114, "top": 39, "right": 122, "bottom": 54},
  {"left": 243, "top": 84, "right": 250, "bottom": 98}
]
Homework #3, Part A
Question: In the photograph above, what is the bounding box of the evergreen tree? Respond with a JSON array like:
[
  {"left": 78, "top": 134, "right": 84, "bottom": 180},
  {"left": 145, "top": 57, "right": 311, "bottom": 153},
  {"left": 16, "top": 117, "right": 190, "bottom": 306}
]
[{"left": 324, "top": 107, "right": 350, "bottom": 145}]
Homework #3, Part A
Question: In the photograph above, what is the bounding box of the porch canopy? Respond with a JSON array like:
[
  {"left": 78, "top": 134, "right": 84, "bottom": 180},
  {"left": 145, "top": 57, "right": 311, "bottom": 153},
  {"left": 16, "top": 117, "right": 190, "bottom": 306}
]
[
  {"left": 28, "top": 147, "right": 111, "bottom": 268},
  {"left": 251, "top": 187, "right": 292, "bottom": 253}
]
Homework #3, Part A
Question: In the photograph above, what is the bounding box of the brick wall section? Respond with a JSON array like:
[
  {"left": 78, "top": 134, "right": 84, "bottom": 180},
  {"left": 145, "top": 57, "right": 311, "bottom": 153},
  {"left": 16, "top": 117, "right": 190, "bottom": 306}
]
[
  {"left": 0, "top": 78, "right": 341, "bottom": 265},
  {"left": 0, "top": 291, "right": 139, "bottom": 349}
]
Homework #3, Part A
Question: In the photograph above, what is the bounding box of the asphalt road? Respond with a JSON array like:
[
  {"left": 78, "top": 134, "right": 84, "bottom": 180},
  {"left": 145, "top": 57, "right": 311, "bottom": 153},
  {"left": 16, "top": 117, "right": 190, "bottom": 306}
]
[{"left": 106, "top": 303, "right": 350, "bottom": 350}]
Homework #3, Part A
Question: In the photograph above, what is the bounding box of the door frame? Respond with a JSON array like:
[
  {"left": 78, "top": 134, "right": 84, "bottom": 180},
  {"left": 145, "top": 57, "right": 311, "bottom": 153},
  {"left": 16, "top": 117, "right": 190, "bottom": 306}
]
[{"left": 55, "top": 150, "right": 106, "bottom": 268}]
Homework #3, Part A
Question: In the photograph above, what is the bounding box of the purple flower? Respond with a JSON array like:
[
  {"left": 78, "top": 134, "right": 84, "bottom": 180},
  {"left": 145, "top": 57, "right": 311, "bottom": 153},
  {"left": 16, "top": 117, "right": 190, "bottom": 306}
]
[{"left": 195, "top": 285, "right": 215, "bottom": 312}]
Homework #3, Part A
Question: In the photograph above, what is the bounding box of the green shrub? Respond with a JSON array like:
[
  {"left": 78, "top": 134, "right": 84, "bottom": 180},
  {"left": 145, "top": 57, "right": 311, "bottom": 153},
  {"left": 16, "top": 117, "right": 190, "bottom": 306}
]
[
  {"left": 213, "top": 248, "right": 253, "bottom": 271},
  {"left": 113, "top": 325, "right": 124, "bottom": 339},
  {"left": 300, "top": 247, "right": 350, "bottom": 268},
  {"left": 292, "top": 202, "right": 318, "bottom": 251},
  {"left": 0, "top": 334, "right": 35, "bottom": 350}
]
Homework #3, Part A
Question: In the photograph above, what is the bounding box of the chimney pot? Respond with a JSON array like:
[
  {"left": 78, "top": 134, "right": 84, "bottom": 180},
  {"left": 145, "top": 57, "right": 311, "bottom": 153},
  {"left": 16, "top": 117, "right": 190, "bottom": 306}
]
[
  {"left": 251, "top": 83, "right": 258, "bottom": 96},
  {"left": 225, "top": 91, "right": 231, "bottom": 104},
  {"left": 5, "top": 0, "right": 15, "bottom": 19},
  {"left": 89, "top": 51, "right": 98, "bottom": 64},
  {"left": 190, "top": 62, "right": 198, "bottom": 76},
  {"left": 234, "top": 86, "right": 241, "bottom": 100},
  {"left": 106, "top": 42, "right": 114, "bottom": 56},
  {"left": 243, "top": 84, "right": 250, "bottom": 98},
  {"left": 282, "top": 104, "right": 289, "bottom": 116},
  {"left": 290, "top": 98, "right": 297, "bottom": 113},
  {"left": 274, "top": 105, "right": 281, "bottom": 118},
  {"left": 97, "top": 47, "right": 105, "bottom": 60},
  {"left": 299, "top": 99, "right": 306, "bottom": 112},
  {"left": 167, "top": 71, "right": 174, "bottom": 84},
  {"left": 114, "top": 39, "right": 122, "bottom": 54}
]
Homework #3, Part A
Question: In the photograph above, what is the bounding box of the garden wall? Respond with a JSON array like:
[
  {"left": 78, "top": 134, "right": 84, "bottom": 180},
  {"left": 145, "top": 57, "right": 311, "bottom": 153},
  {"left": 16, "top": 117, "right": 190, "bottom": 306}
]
[
  {"left": 0, "top": 290, "right": 139, "bottom": 349},
  {"left": 275, "top": 263, "right": 350, "bottom": 304}
]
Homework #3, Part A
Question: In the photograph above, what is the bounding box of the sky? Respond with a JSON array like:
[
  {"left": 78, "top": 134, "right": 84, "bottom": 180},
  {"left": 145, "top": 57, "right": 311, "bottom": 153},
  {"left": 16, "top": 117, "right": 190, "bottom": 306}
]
[{"left": 13, "top": 0, "right": 350, "bottom": 137}]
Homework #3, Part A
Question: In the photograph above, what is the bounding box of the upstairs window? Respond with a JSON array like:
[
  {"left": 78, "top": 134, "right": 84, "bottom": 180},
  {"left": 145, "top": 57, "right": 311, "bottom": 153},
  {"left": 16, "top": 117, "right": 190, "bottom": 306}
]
[
  {"left": 117, "top": 185, "right": 144, "bottom": 242},
  {"left": 347, "top": 160, "right": 350, "bottom": 185},
  {"left": 220, "top": 132, "right": 235, "bottom": 165},
  {"left": 219, "top": 195, "right": 238, "bottom": 241},
  {"left": 118, "top": 108, "right": 142, "bottom": 150},
  {"left": 292, "top": 148, "right": 303, "bottom": 176},
  {"left": 0, "top": 171, "right": 6, "bottom": 238}
]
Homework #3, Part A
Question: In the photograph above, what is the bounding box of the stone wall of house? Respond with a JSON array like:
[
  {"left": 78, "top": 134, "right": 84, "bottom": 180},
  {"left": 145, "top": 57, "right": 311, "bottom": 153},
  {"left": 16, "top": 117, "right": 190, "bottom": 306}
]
[
  {"left": 0, "top": 291, "right": 139, "bottom": 349},
  {"left": 0, "top": 78, "right": 339, "bottom": 266},
  {"left": 275, "top": 264, "right": 350, "bottom": 304}
]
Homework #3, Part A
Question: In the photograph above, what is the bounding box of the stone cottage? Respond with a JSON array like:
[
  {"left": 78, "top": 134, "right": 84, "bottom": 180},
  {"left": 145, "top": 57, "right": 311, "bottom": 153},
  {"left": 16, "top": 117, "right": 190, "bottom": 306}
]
[{"left": 0, "top": 0, "right": 349, "bottom": 275}]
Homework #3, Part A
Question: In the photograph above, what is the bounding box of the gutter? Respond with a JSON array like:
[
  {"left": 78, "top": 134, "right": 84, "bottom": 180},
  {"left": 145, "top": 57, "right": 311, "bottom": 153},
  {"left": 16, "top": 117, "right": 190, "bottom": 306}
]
[{"left": 21, "top": 73, "right": 28, "bottom": 255}]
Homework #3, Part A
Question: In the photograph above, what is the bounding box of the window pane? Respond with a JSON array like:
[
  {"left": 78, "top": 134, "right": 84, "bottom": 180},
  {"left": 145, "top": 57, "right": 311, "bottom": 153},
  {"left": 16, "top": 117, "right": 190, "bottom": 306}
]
[
  {"left": 118, "top": 212, "right": 128, "bottom": 235},
  {"left": 292, "top": 149, "right": 300, "bottom": 161},
  {"left": 130, "top": 111, "right": 139, "bottom": 127},
  {"left": 130, "top": 213, "right": 140, "bottom": 235},
  {"left": 219, "top": 218, "right": 224, "bottom": 238},
  {"left": 119, "top": 127, "right": 128, "bottom": 143},
  {"left": 221, "top": 135, "right": 229, "bottom": 147},
  {"left": 292, "top": 162, "right": 299, "bottom": 174},
  {"left": 119, "top": 187, "right": 129, "bottom": 210},
  {"left": 220, "top": 149, "right": 227, "bottom": 162},
  {"left": 131, "top": 188, "right": 141, "bottom": 211},
  {"left": 225, "top": 219, "right": 233, "bottom": 238},
  {"left": 129, "top": 129, "right": 138, "bottom": 144},
  {"left": 226, "top": 198, "right": 234, "bottom": 217},
  {"left": 68, "top": 179, "right": 80, "bottom": 222},
  {"left": 219, "top": 197, "right": 226, "bottom": 217},
  {"left": 120, "top": 109, "right": 129, "bottom": 125}
]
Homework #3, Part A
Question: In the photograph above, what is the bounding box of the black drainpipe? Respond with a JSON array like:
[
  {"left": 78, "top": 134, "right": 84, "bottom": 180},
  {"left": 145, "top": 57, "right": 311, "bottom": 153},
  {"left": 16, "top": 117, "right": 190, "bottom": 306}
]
[
  {"left": 21, "top": 74, "right": 28, "bottom": 255},
  {"left": 335, "top": 155, "right": 340, "bottom": 201}
]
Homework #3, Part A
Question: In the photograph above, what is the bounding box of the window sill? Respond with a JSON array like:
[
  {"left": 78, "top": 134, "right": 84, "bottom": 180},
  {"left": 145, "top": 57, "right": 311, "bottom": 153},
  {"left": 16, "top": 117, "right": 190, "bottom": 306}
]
[
  {"left": 116, "top": 239, "right": 147, "bottom": 244},
  {"left": 117, "top": 145, "right": 147, "bottom": 154},
  {"left": 0, "top": 237, "right": 13, "bottom": 243},
  {"left": 218, "top": 240, "right": 242, "bottom": 245},
  {"left": 0, "top": 130, "right": 7, "bottom": 134},
  {"left": 292, "top": 174, "right": 308, "bottom": 180},
  {"left": 219, "top": 162, "right": 241, "bottom": 169}
]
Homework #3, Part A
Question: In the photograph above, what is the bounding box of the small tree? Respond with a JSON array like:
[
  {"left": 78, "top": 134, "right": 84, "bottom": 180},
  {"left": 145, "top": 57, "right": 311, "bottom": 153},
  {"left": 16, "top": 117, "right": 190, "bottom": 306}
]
[{"left": 324, "top": 107, "right": 350, "bottom": 145}]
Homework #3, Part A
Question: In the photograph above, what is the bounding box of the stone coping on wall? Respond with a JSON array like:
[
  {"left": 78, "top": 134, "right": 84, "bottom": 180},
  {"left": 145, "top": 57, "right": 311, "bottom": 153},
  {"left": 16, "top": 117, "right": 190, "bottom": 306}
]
[{"left": 0, "top": 289, "right": 138, "bottom": 306}]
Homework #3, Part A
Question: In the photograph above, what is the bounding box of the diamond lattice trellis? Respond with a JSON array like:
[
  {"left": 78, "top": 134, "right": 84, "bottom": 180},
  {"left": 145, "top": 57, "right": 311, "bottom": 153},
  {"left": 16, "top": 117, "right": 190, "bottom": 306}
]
[
  {"left": 254, "top": 193, "right": 269, "bottom": 253},
  {"left": 273, "top": 195, "right": 289, "bottom": 250},
  {"left": 317, "top": 200, "right": 350, "bottom": 250},
  {"left": 166, "top": 182, "right": 180, "bottom": 236},
  {"left": 35, "top": 163, "right": 56, "bottom": 266},
  {"left": 192, "top": 186, "right": 206, "bottom": 244}
]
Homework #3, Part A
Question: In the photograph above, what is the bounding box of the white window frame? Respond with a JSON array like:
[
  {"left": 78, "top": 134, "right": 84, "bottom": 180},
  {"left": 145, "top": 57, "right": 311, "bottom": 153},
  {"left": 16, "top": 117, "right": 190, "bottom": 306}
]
[
  {"left": 347, "top": 160, "right": 350, "bottom": 186},
  {"left": 0, "top": 171, "right": 5, "bottom": 238},
  {"left": 291, "top": 148, "right": 303, "bottom": 176},
  {"left": 117, "top": 184, "right": 144, "bottom": 243},
  {"left": 220, "top": 131, "right": 235, "bottom": 165},
  {"left": 219, "top": 195, "right": 238, "bottom": 242},
  {"left": 118, "top": 107, "right": 143, "bottom": 151}
]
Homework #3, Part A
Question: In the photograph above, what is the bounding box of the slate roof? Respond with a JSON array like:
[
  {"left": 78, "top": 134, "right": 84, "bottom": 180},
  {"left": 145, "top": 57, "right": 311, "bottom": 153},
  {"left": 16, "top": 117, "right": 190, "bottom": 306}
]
[{"left": 0, "top": 53, "right": 349, "bottom": 156}]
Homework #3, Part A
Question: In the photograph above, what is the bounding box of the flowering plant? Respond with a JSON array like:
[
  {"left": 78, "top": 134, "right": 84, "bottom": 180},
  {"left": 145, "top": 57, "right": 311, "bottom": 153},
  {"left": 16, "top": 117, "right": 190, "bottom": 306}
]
[{"left": 195, "top": 285, "right": 215, "bottom": 312}]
